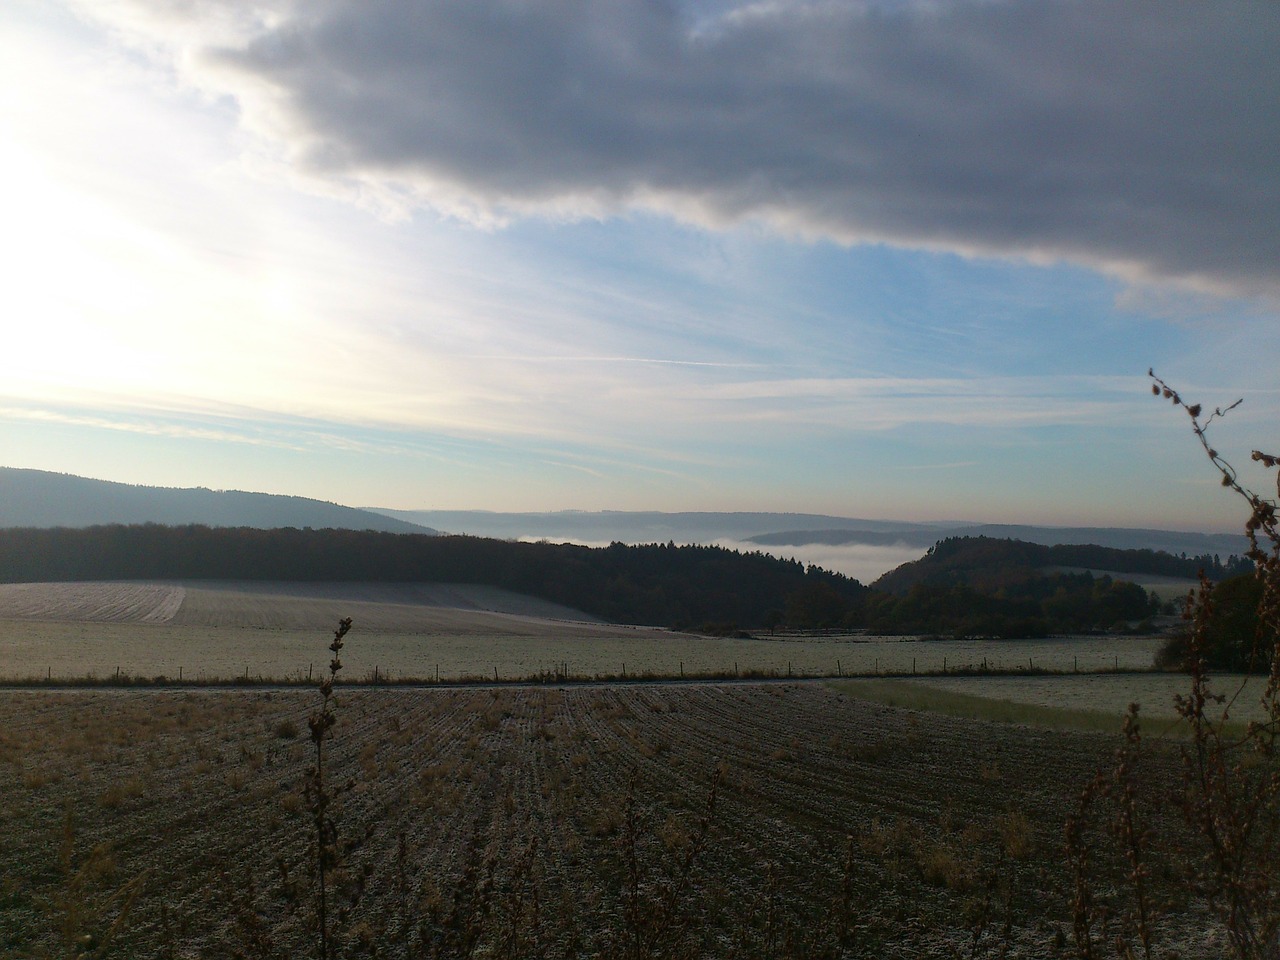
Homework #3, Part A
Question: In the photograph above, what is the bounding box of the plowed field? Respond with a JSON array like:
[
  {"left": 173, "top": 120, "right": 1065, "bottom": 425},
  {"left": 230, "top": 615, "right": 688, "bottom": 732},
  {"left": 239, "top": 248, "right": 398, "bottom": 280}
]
[{"left": 0, "top": 683, "right": 1219, "bottom": 958}]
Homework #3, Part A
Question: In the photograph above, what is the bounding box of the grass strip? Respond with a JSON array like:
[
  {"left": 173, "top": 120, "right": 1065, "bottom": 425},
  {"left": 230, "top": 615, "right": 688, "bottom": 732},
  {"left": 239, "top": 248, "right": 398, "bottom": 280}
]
[{"left": 829, "top": 678, "right": 1248, "bottom": 740}]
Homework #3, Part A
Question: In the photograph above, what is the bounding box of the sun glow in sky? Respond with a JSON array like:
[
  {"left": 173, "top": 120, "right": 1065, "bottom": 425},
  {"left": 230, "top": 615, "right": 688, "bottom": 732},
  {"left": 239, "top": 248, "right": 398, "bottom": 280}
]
[{"left": 3, "top": 0, "right": 1278, "bottom": 529}]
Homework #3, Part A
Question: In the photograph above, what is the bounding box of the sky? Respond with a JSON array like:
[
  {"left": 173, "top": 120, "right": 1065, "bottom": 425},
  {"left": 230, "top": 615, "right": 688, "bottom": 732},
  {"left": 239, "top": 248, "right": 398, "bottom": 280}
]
[{"left": 2, "top": 0, "right": 1278, "bottom": 533}]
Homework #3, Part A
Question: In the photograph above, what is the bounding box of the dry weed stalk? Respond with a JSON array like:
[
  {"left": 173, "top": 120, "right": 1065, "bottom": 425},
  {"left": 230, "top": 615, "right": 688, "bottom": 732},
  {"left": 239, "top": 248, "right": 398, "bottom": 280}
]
[
  {"left": 967, "top": 837, "right": 1018, "bottom": 960},
  {"left": 1068, "top": 373, "right": 1280, "bottom": 959},
  {"left": 725, "top": 835, "right": 872, "bottom": 960},
  {"left": 307, "top": 617, "right": 353, "bottom": 960},
  {"left": 1155, "top": 372, "right": 1280, "bottom": 957},
  {"left": 46, "top": 808, "right": 145, "bottom": 960},
  {"left": 222, "top": 863, "right": 287, "bottom": 960},
  {"left": 614, "top": 767, "right": 722, "bottom": 960}
]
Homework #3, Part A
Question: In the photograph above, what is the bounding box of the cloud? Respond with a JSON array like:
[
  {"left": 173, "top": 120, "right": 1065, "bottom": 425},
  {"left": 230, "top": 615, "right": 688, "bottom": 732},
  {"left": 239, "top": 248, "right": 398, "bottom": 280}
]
[
  {"left": 75, "top": 0, "right": 1280, "bottom": 300},
  {"left": 657, "top": 373, "right": 1155, "bottom": 429},
  {"left": 0, "top": 401, "right": 310, "bottom": 451}
]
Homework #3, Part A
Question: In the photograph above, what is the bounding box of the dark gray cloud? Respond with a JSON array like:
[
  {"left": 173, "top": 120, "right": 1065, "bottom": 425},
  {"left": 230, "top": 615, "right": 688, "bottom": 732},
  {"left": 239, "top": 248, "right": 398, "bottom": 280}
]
[{"left": 133, "top": 0, "right": 1280, "bottom": 296}]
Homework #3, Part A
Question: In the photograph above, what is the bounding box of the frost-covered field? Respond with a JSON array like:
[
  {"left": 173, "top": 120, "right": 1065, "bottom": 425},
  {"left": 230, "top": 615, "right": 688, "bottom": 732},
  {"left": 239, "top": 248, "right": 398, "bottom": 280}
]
[
  {"left": 0, "top": 683, "right": 1221, "bottom": 958},
  {"left": 0, "top": 582, "right": 1229, "bottom": 957},
  {"left": 0, "top": 581, "right": 1163, "bottom": 681}
]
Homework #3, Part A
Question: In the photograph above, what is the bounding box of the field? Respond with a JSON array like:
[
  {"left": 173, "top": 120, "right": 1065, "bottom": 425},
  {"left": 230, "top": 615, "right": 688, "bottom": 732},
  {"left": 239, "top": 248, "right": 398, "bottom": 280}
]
[
  {"left": 0, "top": 682, "right": 1219, "bottom": 958},
  {"left": 0, "top": 581, "right": 1163, "bottom": 681},
  {"left": 0, "top": 579, "right": 1228, "bottom": 957}
]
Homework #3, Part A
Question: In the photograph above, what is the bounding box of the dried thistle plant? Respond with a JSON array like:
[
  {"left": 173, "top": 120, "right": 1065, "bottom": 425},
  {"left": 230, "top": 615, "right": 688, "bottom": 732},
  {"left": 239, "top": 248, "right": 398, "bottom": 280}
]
[
  {"left": 306, "top": 617, "right": 352, "bottom": 960},
  {"left": 1068, "top": 374, "right": 1280, "bottom": 959}
]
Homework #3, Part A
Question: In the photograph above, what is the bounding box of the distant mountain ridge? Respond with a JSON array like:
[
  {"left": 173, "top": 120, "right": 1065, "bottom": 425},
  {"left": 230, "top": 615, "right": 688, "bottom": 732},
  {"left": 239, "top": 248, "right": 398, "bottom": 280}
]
[
  {"left": 751, "top": 523, "right": 1249, "bottom": 558},
  {"left": 370, "top": 508, "right": 1246, "bottom": 558},
  {"left": 0, "top": 468, "right": 435, "bottom": 534},
  {"left": 0, "top": 468, "right": 1245, "bottom": 565},
  {"left": 370, "top": 508, "right": 925, "bottom": 544}
]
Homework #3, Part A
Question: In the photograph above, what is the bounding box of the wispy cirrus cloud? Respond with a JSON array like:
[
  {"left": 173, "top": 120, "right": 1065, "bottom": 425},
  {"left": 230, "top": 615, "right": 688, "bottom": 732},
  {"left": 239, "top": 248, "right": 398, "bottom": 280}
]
[
  {"left": 0, "top": 402, "right": 310, "bottom": 452},
  {"left": 0, "top": 370, "right": 1167, "bottom": 463}
]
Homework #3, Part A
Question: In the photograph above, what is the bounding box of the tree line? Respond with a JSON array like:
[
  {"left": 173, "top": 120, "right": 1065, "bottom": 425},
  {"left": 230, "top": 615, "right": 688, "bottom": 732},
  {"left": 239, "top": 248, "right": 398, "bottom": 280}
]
[
  {"left": 0, "top": 525, "right": 1181, "bottom": 638},
  {"left": 862, "top": 572, "right": 1158, "bottom": 639},
  {"left": 874, "top": 534, "right": 1249, "bottom": 595},
  {"left": 0, "top": 524, "right": 866, "bottom": 631}
]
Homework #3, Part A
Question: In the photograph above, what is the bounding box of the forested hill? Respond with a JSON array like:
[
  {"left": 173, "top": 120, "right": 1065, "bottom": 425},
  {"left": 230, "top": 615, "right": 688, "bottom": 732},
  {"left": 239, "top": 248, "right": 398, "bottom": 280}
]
[
  {"left": 873, "top": 536, "right": 1250, "bottom": 595},
  {"left": 0, "top": 525, "right": 867, "bottom": 631}
]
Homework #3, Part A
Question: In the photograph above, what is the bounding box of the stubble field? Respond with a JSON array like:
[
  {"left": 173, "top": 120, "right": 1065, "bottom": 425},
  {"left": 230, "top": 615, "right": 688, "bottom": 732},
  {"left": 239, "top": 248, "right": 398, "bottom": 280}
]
[
  {"left": 0, "top": 681, "right": 1217, "bottom": 959},
  {"left": 0, "top": 580, "right": 1218, "bottom": 957}
]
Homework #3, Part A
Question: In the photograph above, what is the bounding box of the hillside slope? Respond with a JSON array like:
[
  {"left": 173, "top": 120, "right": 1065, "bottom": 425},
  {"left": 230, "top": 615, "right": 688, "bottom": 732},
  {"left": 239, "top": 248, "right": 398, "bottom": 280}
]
[
  {"left": 873, "top": 536, "right": 1248, "bottom": 595},
  {"left": 0, "top": 468, "right": 434, "bottom": 534},
  {"left": 0, "top": 580, "right": 603, "bottom": 629}
]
